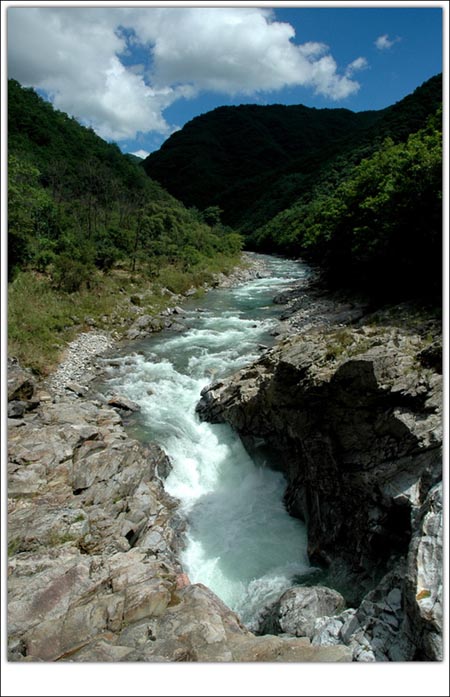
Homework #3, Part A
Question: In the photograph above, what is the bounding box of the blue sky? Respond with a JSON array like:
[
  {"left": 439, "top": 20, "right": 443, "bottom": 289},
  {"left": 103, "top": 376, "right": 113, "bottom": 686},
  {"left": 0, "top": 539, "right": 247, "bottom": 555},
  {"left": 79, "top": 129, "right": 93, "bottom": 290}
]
[{"left": 7, "top": 4, "right": 444, "bottom": 158}]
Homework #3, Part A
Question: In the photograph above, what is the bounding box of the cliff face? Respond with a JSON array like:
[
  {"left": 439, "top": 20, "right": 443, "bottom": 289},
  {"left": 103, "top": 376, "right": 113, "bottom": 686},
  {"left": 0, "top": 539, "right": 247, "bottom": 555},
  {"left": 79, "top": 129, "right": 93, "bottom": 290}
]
[{"left": 196, "top": 317, "right": 442, "bottom": 659}]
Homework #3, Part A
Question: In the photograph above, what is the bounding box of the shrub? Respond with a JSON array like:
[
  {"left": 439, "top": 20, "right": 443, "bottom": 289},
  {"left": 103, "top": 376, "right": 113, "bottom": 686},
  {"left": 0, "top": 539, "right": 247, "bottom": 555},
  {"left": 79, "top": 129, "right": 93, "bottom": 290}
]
[{"left": 52, "top": 255, "right": 96, "bottom": 293}]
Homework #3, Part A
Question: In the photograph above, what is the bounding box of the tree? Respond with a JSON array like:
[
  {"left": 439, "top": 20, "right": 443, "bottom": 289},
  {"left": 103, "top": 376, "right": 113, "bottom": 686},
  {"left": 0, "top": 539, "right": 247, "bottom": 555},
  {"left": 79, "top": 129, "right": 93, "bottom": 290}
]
[{"left": 8, "top": 154, "right": 56, "bottom": 275}]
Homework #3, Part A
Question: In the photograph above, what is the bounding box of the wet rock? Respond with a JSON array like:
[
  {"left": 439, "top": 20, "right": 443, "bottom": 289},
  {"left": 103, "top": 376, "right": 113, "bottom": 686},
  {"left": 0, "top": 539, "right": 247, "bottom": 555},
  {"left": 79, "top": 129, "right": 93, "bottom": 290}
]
[
  {"left": 107, "top": 395, "right": 140, "bottom": 412},
  {"left": 167, "top": 321, "right": 185, "bottom": 332},
  {"left": 258, "top": 586, "right": 345, "bottom": 638},
  {"left": 198, "top": 324, "right": 442, "bottom": 575},
  {"left": 7, "top": 358, "right": 354, "bottom": 664}
]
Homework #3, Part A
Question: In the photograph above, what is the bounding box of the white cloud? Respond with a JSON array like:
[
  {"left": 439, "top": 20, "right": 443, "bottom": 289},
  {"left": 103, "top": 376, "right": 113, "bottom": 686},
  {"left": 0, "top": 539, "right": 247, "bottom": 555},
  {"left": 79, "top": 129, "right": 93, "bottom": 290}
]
[
  {"left": 309, "top": 55, "right": 360, "bottom": 101},
  {"left": 131, "top": 149, "right": 150, "bottom": 159},
  {"left": 8, "top": 7, "right": 365, "bottom": 142},
  {"left": 345, "top": 57, "right": 368, "bottom": 78},
  {"left": 375, "top": 34, "right": 401, "bottom": 51}
]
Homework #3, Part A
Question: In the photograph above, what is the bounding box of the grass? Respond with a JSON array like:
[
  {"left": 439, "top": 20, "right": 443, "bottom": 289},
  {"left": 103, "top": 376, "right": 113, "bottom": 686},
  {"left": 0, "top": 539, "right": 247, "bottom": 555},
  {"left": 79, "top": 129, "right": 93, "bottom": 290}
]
[
  {"left": 324, "top": 328, "right": 354, "bottom": 361},
  {"left": 8, "top": 538, "right": 21, "bottom": 556},
  {"left": 8, "top": 253, "right": 242, "bottom": 375}
]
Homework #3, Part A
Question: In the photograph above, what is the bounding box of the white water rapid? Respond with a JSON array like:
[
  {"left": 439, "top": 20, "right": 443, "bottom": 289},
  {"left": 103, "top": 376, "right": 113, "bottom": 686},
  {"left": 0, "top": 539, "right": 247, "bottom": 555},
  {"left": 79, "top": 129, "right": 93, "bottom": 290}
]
[{"left": 102, "top": 255, "right": 313, "bottom": 629}]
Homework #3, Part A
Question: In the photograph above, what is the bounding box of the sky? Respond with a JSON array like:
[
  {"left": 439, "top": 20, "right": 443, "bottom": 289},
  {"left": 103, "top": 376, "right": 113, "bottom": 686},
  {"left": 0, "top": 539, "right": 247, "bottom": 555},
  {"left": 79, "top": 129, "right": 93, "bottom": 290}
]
[{"left": 6, "top": 3, "right": 444, "bottom": 158}]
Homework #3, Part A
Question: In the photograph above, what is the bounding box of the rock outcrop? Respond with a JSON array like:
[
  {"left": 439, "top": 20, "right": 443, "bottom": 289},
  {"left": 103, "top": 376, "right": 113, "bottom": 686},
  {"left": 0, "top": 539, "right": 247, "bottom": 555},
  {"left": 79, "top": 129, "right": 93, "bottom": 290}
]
[
  {"left": 197, "top": 314, "right": 442, "bottom": 660},
  {"left": 7, "top": 362, "right": 350, "bottom": 663}
]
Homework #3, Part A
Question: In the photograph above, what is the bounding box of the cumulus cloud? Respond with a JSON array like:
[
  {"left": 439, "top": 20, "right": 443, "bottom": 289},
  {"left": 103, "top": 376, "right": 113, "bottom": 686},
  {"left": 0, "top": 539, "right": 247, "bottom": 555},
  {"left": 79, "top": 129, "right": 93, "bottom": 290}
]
[
  {"left": 345, "top": 56, "right": 368, "bottom": 78},
  {"left": 375, "top": 34, "right": 401, "bottom": 51},
  {"left": 8, "top": 7, "right": 366, "bottom": 142}
]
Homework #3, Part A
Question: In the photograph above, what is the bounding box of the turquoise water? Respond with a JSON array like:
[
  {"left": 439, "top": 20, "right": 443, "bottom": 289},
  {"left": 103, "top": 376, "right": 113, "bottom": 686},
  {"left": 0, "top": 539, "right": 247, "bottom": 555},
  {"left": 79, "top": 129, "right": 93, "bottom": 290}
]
[{"left": 102, "top": 255, "right": 312, "bottom": 628}]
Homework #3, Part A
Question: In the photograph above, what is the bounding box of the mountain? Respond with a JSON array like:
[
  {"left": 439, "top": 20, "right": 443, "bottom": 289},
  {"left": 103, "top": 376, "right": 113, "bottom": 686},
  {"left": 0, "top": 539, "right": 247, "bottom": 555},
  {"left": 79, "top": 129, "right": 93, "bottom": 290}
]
[
  {"left": 8, "top": 79, "right": 242, "bottom": 281},
  {"left": 143, "top": 74, "right": 442, "bottom": 232}
]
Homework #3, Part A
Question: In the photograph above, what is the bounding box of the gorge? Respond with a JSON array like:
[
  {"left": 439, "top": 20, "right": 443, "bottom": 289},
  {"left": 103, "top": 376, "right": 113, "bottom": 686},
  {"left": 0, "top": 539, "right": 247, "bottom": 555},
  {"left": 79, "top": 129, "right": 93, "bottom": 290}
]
[
  {"left": 6, "top": 70, "right": 443, "bottom": 667},
  {"left": 7, "top": 253, "right": 442, "bottom": 662}
]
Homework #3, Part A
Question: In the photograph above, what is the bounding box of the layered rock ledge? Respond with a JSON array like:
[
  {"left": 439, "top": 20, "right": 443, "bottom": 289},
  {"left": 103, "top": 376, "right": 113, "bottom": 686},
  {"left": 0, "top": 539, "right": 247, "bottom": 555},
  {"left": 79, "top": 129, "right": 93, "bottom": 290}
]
[
  {"left": 7, "top": 258, "right": 351, "bottom": 664},
  {"left": 197, "top": 307, "right": 442, "bottom": 660}
]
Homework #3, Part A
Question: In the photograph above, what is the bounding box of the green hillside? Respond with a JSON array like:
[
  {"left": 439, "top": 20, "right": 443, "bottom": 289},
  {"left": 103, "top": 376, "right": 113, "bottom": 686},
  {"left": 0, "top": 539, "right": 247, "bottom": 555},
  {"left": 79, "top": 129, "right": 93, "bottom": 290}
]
[
  {"left": 8, "top": 79, "right": 243, "bottom": 373},
  {"left": 143, "top": 75, "right": 442, "bottom": 234},
  {"left": 8, "top": 79, "right": 242, "bottom": 282}
]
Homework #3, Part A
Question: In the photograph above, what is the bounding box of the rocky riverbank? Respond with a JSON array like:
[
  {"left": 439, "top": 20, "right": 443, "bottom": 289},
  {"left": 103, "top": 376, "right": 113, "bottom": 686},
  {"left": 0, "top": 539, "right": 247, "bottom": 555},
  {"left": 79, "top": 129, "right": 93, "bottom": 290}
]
[
  {"left": 44, "top": 252, "right": 270, "bottom": 396},
  {"left": 7, "top": 252, "right": 352, "bottom": 662},
  {"left": 196, "top": 285, "right": 443, "bottom": 661},
  {"left": 7, "top": 253, "right": 443, "bottom": 662}
]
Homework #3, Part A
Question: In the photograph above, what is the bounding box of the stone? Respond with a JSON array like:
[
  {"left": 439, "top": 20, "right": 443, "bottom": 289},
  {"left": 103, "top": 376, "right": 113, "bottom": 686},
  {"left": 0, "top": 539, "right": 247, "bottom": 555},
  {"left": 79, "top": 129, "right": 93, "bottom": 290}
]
[
  {"left": 168, "top": 321, "right": 185, "bottom": 332},
  {"left": 107, "top": 395, "right": 140, "bottom": 412},
  {"left": 7, "top": 361, "right": 36, "bottom": 402},
  {"left": 126, "top": 328, "right": 142, "bottom": 340},
  {"left": 66, "top": 382, "right": 88, "bottom": 396},
  {"left": 404, "top": 482, "right": 443, "bottom": 660},
  {"left": 8, "top": 401, "right": 27, "bottom": 418},
  {"left": 197, "top": 308, "right": 442, "bottom": 661},
  {"left": 7, "top": 272, "right": 442, "bottom": 663},
  {"left": 259, "top": 586, "right": 345, "bottom": 638}
]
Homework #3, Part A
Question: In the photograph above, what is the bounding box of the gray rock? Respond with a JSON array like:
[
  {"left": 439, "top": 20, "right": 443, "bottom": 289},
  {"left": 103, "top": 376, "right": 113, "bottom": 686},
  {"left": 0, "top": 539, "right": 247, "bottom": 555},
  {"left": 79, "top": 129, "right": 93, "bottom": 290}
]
[
  {"left": 66, "top": 382, "right": 88, "bottom": 396},
  {"left": 259, "top": 586, "right": 345, "bottom": 638},
  {"left": 126, "top": 328, "right": 142, "bottom": 340},
  {"left": 7, "top": 369, "right": 353, "bottom": 664},
  {"left": 197, "top": 311, "right": 442, "bottom": 661},
  {"left": 8, "top": 401, "right": 27, "bottom": 418},
  {"left": 8, "top": 361, "right": 36, "bottom": 402},
  {"left": 168, "top": 321, "right": 185, "bottom": 332},
  {"left": 404, "top": 482, "right": 443, "bottom": 660},
  {"left": 107, "top": 395, "right": 140, "bottom": 412}
]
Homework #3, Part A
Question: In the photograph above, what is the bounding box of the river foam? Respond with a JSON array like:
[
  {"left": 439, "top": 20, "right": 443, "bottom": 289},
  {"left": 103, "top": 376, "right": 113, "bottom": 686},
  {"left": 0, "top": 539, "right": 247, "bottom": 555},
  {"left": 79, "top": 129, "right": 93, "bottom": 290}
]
[{"left": 103, "top": 256, "right": 312, "bottom": 628}]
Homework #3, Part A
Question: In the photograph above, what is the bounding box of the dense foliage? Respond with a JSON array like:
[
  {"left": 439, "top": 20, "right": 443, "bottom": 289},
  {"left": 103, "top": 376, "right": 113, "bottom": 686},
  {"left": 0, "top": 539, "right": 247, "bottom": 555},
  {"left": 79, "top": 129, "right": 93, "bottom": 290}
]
[
  {"left": 144, "top": 75, "right": 442, "bottom": 234},
  {"left": 8, "top": 72, "right": 442, "bottom": 322},
  {"left": 8, "top": 79, "right": 242, "bottom": 287},
  {"left": 252, "top": 111, "right": 442, "bottom": 299}
]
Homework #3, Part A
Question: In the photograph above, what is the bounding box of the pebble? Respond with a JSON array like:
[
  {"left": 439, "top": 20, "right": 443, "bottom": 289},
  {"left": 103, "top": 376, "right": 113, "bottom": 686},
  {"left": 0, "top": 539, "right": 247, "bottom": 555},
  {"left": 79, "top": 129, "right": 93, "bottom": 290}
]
[{"left": 46, "top": 331, "right": 114, "bottom": 395}]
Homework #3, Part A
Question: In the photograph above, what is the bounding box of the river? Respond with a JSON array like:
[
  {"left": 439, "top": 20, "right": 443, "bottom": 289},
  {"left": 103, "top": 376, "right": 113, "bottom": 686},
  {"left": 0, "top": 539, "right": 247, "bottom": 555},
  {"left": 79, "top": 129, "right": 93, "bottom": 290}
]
[{"left": 101, "top": 254, "right": 313, "bottom": 629}]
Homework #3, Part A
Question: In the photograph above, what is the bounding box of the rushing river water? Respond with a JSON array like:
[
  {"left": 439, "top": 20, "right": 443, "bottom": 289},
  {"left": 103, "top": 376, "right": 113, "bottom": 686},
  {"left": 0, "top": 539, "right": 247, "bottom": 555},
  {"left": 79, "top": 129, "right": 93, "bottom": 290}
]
[{"left": 102, "top": 255, "right": 313, "bottom": 629}]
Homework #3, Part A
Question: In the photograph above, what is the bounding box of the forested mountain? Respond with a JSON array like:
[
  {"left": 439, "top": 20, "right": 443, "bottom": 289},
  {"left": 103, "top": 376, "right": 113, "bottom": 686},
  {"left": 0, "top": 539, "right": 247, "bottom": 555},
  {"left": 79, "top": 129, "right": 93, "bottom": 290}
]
[
  {"left": 144, "top": 104, "right": 378, "bottom": 217},
  {"left": 143, "top": 74, "right": 442, "bottom": 233},
  {"left": 8, "top": 79, "right": 241, "bottom": 285},
  {"left": 144, "top": 74, "right": 442, "bottom": 300},
  {"left": 8, "top": 72, "right": 442, "bottom": 307}
]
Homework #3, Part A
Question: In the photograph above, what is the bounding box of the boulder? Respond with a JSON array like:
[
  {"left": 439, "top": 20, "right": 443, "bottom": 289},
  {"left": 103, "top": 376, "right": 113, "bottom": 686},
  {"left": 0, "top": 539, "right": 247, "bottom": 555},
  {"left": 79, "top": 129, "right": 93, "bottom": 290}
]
[
  {"left": 7, "top": 360, "right": 36, "bottom": 402},
  {"left": 258, "top": 586, "right": 345, "bottom": 638}
]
